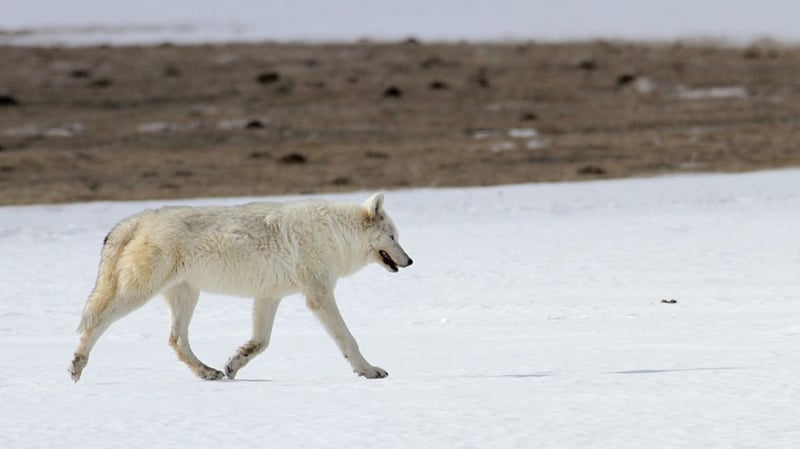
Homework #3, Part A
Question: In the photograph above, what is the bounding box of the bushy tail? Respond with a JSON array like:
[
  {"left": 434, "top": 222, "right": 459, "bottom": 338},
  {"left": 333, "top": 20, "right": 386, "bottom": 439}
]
[{"left": 77, "top": 218, "right": 140, "bottom": 333}]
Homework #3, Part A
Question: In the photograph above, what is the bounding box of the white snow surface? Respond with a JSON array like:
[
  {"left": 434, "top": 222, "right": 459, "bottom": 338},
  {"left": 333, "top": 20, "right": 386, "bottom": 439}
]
[
  {"left": 2, "top": 0, "right": 800, "bottom": 45},
  {"left": 1, "top": 170, "right": 799, "bottom": 448}
]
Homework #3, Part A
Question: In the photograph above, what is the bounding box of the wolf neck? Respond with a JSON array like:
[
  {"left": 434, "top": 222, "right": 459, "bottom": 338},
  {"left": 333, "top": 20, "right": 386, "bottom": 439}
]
[
  {"left": 317, "top": 203, "right": 372, "bottom": 278},
  {"left": 343, "top": 204, "right": 373, "bottom": 277}
]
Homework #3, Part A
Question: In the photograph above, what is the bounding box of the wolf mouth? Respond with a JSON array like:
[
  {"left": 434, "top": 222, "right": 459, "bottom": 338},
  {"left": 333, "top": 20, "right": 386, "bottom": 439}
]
[{"left": 379, "top": 250, "right": 399, "bottom": 272}]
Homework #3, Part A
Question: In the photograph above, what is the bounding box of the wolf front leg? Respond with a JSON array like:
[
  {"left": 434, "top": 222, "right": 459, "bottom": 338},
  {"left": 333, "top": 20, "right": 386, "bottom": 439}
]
[{"left": 305, "top": 288, "right": 387, "bottom": 379}]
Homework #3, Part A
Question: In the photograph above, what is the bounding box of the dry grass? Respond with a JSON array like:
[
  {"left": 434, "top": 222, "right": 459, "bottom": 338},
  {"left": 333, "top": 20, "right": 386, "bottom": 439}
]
[{"left": 1, "top": 40, "right": 799, "bottom": 204}]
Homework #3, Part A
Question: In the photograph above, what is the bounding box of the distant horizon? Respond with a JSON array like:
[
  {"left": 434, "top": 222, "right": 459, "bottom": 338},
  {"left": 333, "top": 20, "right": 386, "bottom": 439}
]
[{"left": 3, "top": 0, "right": 800, "bottom": 46}]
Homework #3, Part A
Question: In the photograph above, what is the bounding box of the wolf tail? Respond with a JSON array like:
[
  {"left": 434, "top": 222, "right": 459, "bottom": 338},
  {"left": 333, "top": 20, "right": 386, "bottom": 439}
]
[{"left": 77, "top": 217, "right": 141, "bottom": 333}]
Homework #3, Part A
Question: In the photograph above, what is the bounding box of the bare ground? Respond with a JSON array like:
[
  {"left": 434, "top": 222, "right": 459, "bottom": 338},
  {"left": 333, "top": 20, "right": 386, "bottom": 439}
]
[{"left": 1, "top": 40, "right": 799, "bottom": 205}]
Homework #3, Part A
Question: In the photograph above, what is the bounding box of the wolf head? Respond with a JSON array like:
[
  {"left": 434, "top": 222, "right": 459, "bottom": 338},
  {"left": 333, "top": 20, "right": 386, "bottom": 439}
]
[{"left": 363, "top": 193, "right": 413, "bottom": 273}]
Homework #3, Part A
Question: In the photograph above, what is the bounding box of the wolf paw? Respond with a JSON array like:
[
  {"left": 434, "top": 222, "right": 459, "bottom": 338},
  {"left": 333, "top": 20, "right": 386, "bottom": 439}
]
[
  {"left": 356, "top": 365, "right": 388, "bottom": 379},
  {"left": 224, "top": 360, "right": 240, "bottom": 380},
  {"left": 69, "top": 354, "right": 87, "bottom": 383},
  {"left": 196, "top": 366, "right": 225, "bottom": 381}
]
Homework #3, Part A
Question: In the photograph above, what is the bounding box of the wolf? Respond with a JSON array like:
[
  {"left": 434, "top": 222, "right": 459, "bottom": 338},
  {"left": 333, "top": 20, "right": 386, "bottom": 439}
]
[{"left": 68, "top": 193, "right": 412, "bottom": 382}]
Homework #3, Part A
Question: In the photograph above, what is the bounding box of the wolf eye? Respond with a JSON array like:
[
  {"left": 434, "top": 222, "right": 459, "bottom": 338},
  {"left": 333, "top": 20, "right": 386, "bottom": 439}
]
[{"left": 390, "top": 235, "right": 396, "bottom": 241}]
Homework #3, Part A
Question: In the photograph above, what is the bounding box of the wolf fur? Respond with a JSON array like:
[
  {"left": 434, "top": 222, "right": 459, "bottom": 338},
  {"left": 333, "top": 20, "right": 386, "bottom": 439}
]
[{"left": 69, "top": 193, "right": 412, "bottom": 382}]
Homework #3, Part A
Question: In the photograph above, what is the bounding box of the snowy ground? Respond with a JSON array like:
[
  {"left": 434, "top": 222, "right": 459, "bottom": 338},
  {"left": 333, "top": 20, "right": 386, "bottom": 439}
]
[
  {"left": 1, "top": 170, "right": 798, "bottom": 448},
  {"left": 3, "top": 0, "right": 800, "bottom": 45}
]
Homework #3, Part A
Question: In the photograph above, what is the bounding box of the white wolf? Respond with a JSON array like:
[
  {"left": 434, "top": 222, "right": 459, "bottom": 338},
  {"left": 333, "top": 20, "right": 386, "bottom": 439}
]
[{"left": 68, "top": 193, "right": 412, "bottom": 382}]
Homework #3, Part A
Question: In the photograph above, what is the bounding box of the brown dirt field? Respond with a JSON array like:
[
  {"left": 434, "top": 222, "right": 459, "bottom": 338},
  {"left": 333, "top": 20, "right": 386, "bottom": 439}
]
[{"left": 1, "top": 40, "right": 799, "bottom": 205}]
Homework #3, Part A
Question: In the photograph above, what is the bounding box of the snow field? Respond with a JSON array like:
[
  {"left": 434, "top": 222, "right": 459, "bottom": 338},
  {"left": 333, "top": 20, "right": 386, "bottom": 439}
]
[{"left": 1, "top": 170, "right": 799, "bottom": 448}]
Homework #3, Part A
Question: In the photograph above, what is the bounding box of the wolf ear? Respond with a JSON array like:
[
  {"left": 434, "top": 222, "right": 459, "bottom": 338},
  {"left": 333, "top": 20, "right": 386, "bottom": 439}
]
[{"left": 363, "top": 193, "right": 385, "bottom": 220}]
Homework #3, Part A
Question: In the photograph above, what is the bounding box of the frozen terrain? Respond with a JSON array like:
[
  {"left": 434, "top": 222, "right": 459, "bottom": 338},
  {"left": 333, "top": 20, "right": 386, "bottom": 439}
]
[
  {"left": 1, "top": 170, "right": 799, "bottom": 448},
  {"left": 2, "top": 0, "right": 800, "bottom": 45}
]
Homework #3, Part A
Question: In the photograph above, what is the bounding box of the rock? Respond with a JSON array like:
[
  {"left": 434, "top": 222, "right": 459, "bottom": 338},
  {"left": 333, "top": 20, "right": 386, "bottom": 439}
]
[
  {"left": 245, "top": 120, "right": 265, "bottom": 129},
  {"left": 577, "top": 165, "right": 606, "bottom": 175},
  {"left": 69, "top": 69, "right": 92, "bottom": 78},
  {"left": 577, "top": 59, "right": 597, "bottom": 71},
  {"left": 249, "top": 151, "right": 271, "bottom": 160},
  {"left": 257, "top": 72, "right": 280, "bottom": 84},
  {"left": 383, "top": 86, "right": 403, "bottom": 98},
  {"left": 365, "top": 151, "right": 389, "bottom": 159},
  {"left": 90, "top": 78, "right": 112, "bottom": 88},
  {"left": 163, "top": 65, "right": 181, "bottom": 77},
  {"left": 743, "top": 47, "right": 761, "bottom": 59},
  {"left": 0, "top": 95, "right": 19, "bottom": 106},
  {"left": 617, "top": 73, "right": 637, "bottom": 86},
  {"left": 420, "top": 56, "right": 445, "bottom": 69},
  {"left": 83, "top": 179, "right": 101, "bottom": 192},
  {"left": 275, "top": 83, "right": 293, "bottom": 95},
  {"left": 279, "top": 153, "right": 307, "bottom": 164}
]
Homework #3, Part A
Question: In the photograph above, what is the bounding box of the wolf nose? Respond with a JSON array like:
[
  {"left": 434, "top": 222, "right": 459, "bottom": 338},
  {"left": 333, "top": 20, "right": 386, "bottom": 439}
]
[{"left": 406, "top": 258, "right": 413, "bottom": 266}]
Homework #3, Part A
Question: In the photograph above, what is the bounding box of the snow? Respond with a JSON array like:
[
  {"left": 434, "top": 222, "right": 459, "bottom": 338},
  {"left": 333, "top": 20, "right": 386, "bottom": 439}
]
[
  {"left": 677, "top": 86, "right": 749, "bottom": 100},
  {"left": 2, "top": 0, "right": 800, "bottom": 45},
  {"left": 508, "top": 128, "right": 539, "bottom": 139},
  {"left": 1, "top": 170, "right": 799, "bottom": 448}
]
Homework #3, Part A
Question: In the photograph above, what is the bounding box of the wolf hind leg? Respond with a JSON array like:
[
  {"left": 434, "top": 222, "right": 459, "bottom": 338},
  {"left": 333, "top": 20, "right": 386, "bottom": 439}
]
[
  {"left": 225, "top": 298, "right": 281, "bottom": 379},
  {"left": 70, "top": 287, "right": 162, "bottom": 382},
  {"left": 164, "top": 283, "right": 223, "bottom": 380},
  {"left": 69, "top": 309, "right": 112, "bottom": 382}
]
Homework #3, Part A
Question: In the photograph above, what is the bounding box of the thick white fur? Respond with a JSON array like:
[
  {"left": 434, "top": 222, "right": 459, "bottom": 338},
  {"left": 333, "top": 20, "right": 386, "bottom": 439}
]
[{"left": 69, "top": 193, "right": 412, "bottom": 382}]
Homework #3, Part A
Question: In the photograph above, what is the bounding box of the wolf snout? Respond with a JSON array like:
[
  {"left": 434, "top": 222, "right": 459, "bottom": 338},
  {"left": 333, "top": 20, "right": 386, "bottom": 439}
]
[{"left": 404, "top": 257, "right": 413, "bottom": 267}]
